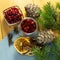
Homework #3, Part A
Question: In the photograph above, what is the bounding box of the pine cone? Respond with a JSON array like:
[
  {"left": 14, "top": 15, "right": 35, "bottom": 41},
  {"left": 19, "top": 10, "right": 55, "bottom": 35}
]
[
  {"left": 35, "top": 30, "right": 55, "bottom": 44},
  {"left": 25, "top": 4, "right": 40, "bottom": 19}
]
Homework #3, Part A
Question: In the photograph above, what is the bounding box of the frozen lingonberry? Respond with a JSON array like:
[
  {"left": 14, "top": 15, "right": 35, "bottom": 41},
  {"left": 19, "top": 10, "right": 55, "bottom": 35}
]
[
  {"left": 3, "top": 6, "right": 23, "bottom": 25},
  {"left": 21, "top": 17, "right": 36, "bottom": 33}
]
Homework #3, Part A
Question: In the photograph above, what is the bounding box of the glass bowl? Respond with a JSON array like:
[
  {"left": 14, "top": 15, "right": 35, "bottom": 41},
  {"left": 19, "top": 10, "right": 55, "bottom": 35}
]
[
  {"left": 14, "top": 37, "right": 30, "bottom": 55},
  {"left": 3, "top": 6, "right": 23, "bottom": 26},
  {"left": 20, "top": 17, "right": 38, "bottom": 37}
]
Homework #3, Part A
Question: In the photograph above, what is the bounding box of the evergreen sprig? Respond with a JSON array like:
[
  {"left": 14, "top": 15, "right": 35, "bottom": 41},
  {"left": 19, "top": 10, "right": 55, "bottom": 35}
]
[
  {"left": 37, "top": 2, "right": 60, "bottom": 31},
  {"left": 56, "top": 3, "right": 60, "bottom": 9},
  {"left": 33, "top": 2, "right": 60, "bottom": 60},
  {"left": 39, "top": 2, "right": 56, "bottom": 29},
  {"left": 54, "top": 36, "right": 60, "bottom": 49},
  {"left": 32, "top": 41, "right": 60, "bottom": 60}
]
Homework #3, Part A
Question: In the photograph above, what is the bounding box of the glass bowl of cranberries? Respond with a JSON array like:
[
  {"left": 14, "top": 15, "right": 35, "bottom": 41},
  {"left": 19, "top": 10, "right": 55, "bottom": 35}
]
[
  {"left": 20, "top": 17, "right": 38, "bottom": 37},
  {"left": 3, "top": 6, "right": 23, "bottom": 26}
]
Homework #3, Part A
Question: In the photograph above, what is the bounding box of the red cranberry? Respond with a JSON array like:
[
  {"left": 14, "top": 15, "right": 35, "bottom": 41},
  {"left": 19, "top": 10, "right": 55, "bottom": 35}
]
[
  {"left": 4, "top": 6, "right": 23, "bottom": 25},
  {"left": 21, "top": 18, "right": 36, "bottom": 33}
]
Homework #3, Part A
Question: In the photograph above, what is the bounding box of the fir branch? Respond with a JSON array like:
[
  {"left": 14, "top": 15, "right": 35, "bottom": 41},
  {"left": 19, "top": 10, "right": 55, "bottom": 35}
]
[
  {"left": 31, "top": 42, "right": 60, "bottom": 60},
  {"left": 40, "top": 2, "right": 56, "bottom": 29},
  {"left": 37, "top": 2, "right": 60, "bottom": 31},
  {"left": 54, "top": 36, "right": 60, "bottom": 49},
  {"left": 56, "top": 3, "right": 60, "bottom": 9},
  {"left": 36, "top": 17, "right": 45, "bottom": 28}
]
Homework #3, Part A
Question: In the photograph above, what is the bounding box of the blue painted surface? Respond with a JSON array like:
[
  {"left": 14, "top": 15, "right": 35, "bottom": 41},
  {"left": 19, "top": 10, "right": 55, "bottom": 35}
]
[{"left": 0, "top": 31, "right": 34, "bottom": 60}]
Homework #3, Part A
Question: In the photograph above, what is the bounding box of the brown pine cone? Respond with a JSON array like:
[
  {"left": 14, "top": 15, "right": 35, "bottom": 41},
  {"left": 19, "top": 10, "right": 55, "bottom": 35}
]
[
  {"left": 31, "top": 30, "right": 55, "bottom": 45},
  {"left": 25, "top": 4, "right": 40, "bottom": 19}
]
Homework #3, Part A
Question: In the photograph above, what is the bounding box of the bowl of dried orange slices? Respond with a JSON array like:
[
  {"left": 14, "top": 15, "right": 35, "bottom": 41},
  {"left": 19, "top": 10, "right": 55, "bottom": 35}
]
[{"left": 14, "top": 37, "right": 34, "bottom": 56}]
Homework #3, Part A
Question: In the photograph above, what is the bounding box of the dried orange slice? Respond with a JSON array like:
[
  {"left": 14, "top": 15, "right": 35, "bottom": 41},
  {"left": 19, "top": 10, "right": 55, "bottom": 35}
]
[{"left": 14, "top": 37, "right": 31, "bottom": 54}]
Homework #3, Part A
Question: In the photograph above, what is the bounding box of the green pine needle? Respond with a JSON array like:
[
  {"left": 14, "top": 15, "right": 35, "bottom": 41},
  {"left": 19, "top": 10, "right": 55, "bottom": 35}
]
[
  {"left": 37, "top": 2, "right": 56, "bottom": 29},
  {"left": 34, "top": 2, "right": 60, "bottom": 60},
  {"left": 41, "top": 2, "right": 56, "bottom": 29},
  {"left": 56, "top": 3, "right": 60, "bottom": 9},
  {"left": 54, "top": 36, "right": 60, "bottom": 49},
  {"left": 31, "top": 41, "right": 60, "bottom": 60}
]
